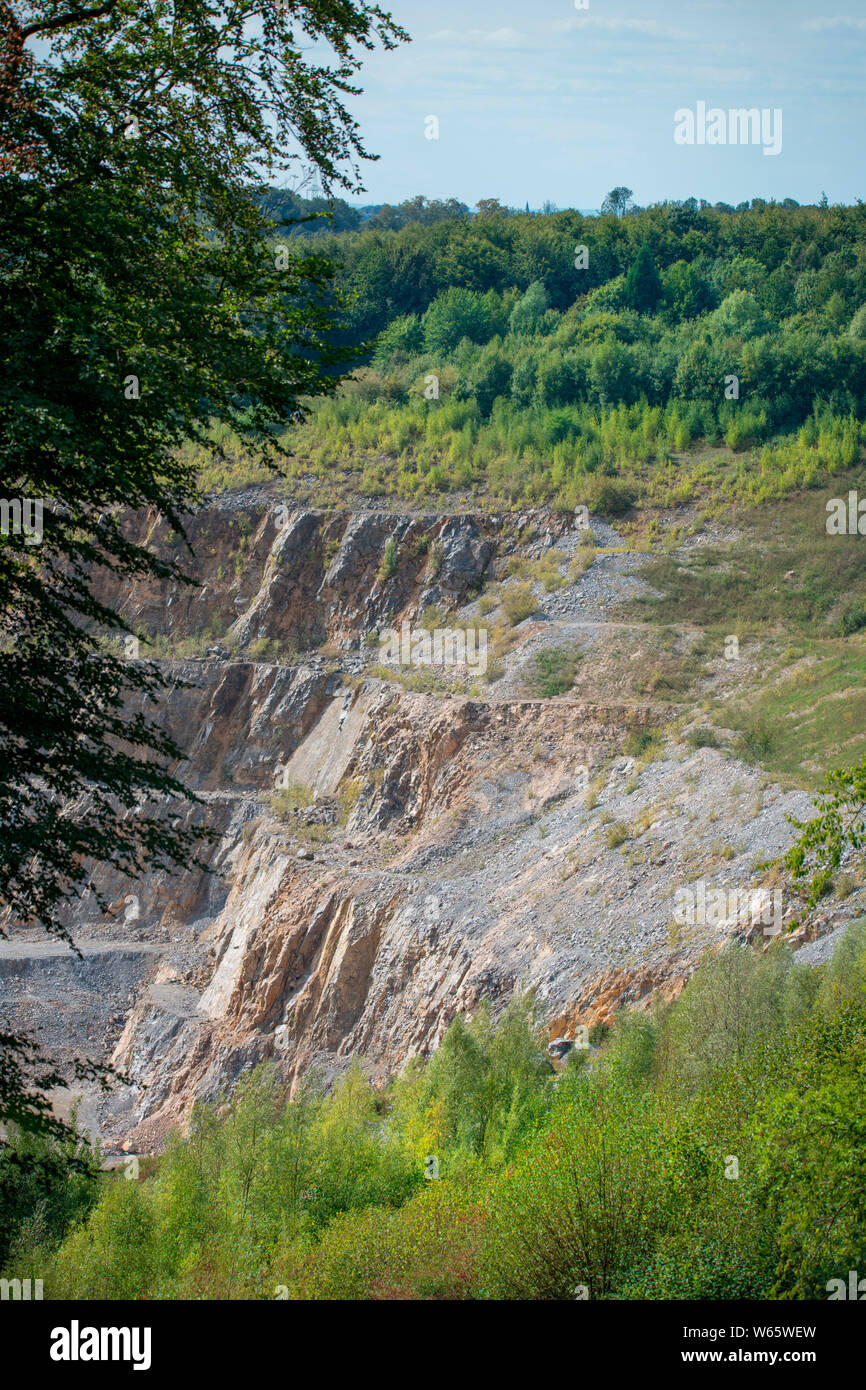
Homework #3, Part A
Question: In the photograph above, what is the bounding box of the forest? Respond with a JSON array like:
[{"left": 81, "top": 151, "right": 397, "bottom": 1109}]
[
  {"left": 195, "top": 195, "right": 866, "bottom": 509},
  {"left": 3, "top": 923, "right": 865, "bottom": 1300}
]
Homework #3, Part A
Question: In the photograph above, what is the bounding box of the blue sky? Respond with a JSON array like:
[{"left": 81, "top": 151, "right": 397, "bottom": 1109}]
[{"left": 337, "top": 0, "right": 866, "bottom": 208}]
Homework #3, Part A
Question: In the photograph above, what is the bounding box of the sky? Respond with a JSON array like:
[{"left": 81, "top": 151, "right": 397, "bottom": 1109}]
[{"left": 330, "top": 0, "right": 866, "bottom": 210}]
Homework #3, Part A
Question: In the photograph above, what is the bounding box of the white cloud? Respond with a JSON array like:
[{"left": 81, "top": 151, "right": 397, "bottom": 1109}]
[
  {"left": 552, "top": 16, "right": 688, "bottom": 38},
  {"left": 428, "top": 27, "right": 527, "bottom": 48},
  {"left": 801, "top": 17, "right": 866, "bottom": 31}
]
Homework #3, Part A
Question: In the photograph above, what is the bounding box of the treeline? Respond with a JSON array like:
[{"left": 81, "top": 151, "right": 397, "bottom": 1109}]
[
  {"left": 5, "top": 924, "right": 866, "bottom": 1299},
  {"left": 225, "top": 197, "right": 866, "bottom": 509},
  {"left": 310, "top": 196, "right": 866, "bottom": 345}
]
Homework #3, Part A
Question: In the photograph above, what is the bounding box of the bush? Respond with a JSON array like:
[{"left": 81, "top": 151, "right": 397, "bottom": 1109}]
[
  {"left": 582, "top": 476, "right": 635, "bottom": 518},
  {"left": 0, "top": 1124, "right": 100, "bottom": 1270},
  {"left": 379, "top": 536, "right": 399, "bottom": 580},
  {"left": 32, "top": 925, "right": 866, "bottom": 1302},
  {"left": 687, "top": 726, "right": 723, "bottom": 749},
  {"left": 735, "top": 721, "right": 774, "bottom": 762},
  {"left": 625, "top": 728, "right": 663, "bottom": 760},
  {"left": 481, "top": 1079, "right": 663, "bottom": 1299},
  {"left": 605, "top": 820, "right": 630, "bottom": 849},
  {"left": 500, "top": 582, "right": 538, "bottom": 626},
  {"left": 840, "top": 599, "right": 866, "bottom": 635}
]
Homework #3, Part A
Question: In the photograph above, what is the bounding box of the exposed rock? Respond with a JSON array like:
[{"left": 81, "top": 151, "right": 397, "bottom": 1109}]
[{"left": 6, "top": 497, "right": 860, "bottom": 1153}]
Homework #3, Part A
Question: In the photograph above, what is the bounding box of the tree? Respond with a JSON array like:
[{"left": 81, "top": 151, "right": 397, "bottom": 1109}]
[
  {"left": 623, "top": 243, "right": 662, "bottom": 314},
  {"left": 475, "top": 198, "right": 507, "bottom": 219},
  {"left": 373, "top": 313, "right": 423, "bottom": 363},
  {"left": 783, "top": 757, "right": 866, "bottom": 909},
  {"left": 589, "top": 340, "right": 635, "bottom": 406},
  {"left": 662, "top": 260, "right": 716, "bottom": 322},
  {"left": 508, "top": 281, "right": 549, "bottom": 335},
  {"left": 0, "top": 0, "right": 405, "bottom": 1142},
  {"left": 422, "top": 287, "right": 496, "bottom": 354},
  {"left": 601, "top": 186, "right": 633, "bottom": 218},
  {"left": 710, "top": 290, "right": 770, "bottom": 340},
  {"left": 460, "top": 345, "right": 512, "bottom": 417}
]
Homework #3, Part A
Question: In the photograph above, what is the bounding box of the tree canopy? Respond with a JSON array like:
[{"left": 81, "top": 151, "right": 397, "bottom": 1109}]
[{"left": 0, "top": 0, "right": 405, "bottom": 1134}]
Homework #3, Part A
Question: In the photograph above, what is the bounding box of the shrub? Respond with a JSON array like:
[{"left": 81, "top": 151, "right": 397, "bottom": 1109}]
[
  {"left": 687, "top": 726, "right": 722, "bottom": 750},
  {"left": 840, "top": 599, "right": 866, "bottom": 636},
  {"left": 379, "top": 536, "right": 399, "bottom": 580},
  {"left": 625, "top": 728, "right": 663, "bottom": 760},
  {"left": 735, "top": 721, "right": 775, "bottom": 762},
  {"left": 583, "top": 476, "right": 635, "bottom": 518},
  {"left": 500, "top": 582, "right": 537, "bottom": 626},
  {"left": 605, "top": 821, "right": 630, "bottom": 849}
]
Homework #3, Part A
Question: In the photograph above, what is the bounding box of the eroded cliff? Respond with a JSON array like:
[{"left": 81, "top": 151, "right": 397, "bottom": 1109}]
[{"left": 3, "top": 488, "right": 858, "bottom": 1151}]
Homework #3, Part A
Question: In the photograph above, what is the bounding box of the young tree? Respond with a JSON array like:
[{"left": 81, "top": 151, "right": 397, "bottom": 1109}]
[
  {"left": 422, "top": 287, "right": 496, "bottom": 354},
  {"left": 784, "top": 757, "right": 866, "bottom": 909}
]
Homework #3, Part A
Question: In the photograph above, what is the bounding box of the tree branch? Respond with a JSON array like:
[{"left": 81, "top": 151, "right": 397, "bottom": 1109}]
[{"left": 21, "top": 0, "right": 117, "bottom": 40}]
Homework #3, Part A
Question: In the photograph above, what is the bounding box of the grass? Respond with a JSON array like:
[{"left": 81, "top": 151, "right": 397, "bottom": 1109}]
[
  {"left": 367, "top": 662, "right": 465, "bottom": 695},
  {"left": 505, "top": 552, "right": 567, "bottom": 592},
  {"left": 500, "top": 582, "right": 538, "bottom": 626},
  {"left": 604, "top": 821, "right": 631, "bottom": 849},
  {"left": 569, "top": 545, "right": 596, "bottom": 582},
  {"left": 270, "top": 781, "right": 314, "bottom": 819},
  {"left": 840, "top": 599, "right": 866, "bottom": 636},
  {"left": 623, "top": 477, "right": 866, "bottom": 639},
  {"left": 246, "top": 636, "right": 301, "bottom": 663},
  {"left": 624, "top": 728, "right": 664, "bottom": 762},
  {"left": 522, "top": 646, "right": 580, "bottom": 698},
  {"left": 337, "top": 777, "right": 365, "bottom": 826},
  {"left": 687, "top": 726, "right": 724, "bottom": 750},
  {"left": 717, "top": 638, "right": 866, "bottom": 788}
]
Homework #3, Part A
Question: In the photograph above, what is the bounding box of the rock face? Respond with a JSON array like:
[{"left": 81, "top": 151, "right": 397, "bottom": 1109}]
[
  {"left": 96, "top": 492, "right": 521, "bottom": 656},
  {"left": 6, "top": 492, "right": 861, "bottom": 1152}
]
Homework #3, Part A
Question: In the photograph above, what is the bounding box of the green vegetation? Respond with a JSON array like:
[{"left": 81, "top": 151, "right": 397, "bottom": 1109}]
[
  {"left": 625, "top": 482, "right": 866, "bottom": 637},
  {"left": 0, "top": 1123, "right": 100, "bottom": 1271},
  {"left": 500, "top": 582, "right": 538, "bottom": 626},
  {"left": 190, "top": 198, "right": 866, "bottom": 509},
  {"left": 625, "top": 728, "right": 665, "bottom": 760},
  {"left": 614, "top": 483, "right": 866, "bottom": 790},
  {"left": 379, "top": 536, "right": 400, "bottom": 580},
  {"left": 604, "top": 820, "right": 631, "bottom": 849},
  {"left": 0, "top": 0, "right": 404, "bottom": 1145},
  {"left": 522, "top": 646, "right": 580, "bottom": 698},
  {"left": 784, "top": 759, "right": 866, "bottom": 908},
  {"left": 9, "top": 927, "right": 866, "bottom": 1300},
  {"left": 270, "top": 781, "right": 314, "bottom": 819}
]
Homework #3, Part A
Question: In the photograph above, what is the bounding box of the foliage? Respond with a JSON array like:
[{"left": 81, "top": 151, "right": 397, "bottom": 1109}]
[
  {"left": 784, "top": 759, "right": 866, "bottom": 906},
  {"left": 523, "top": 647, "right": 579, "bottom": 698},
  {"left": 379, "top": 535, "right": 399, "bottom": 579},
  {"left": 0, "top": 1119, "right": 100, "bottom": 1269},
  {"left": 230, "top": 196, "right": 866, "bottom": 510},
  {"left": 0, "top": 0, "right": 403, "bottom": 1140},
  {"left": 623, "top": 244, "right": 663, "bottom": 314},
  {"left": 8, "top": 926, "right": 864, "bottom": 1300}
]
